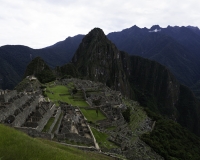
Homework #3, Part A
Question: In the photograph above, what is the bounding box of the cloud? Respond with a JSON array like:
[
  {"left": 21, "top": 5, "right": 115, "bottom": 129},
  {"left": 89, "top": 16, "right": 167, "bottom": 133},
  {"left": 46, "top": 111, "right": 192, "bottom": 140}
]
[{"left": 0, "top": 0, "right": 200, "bottom": 48}]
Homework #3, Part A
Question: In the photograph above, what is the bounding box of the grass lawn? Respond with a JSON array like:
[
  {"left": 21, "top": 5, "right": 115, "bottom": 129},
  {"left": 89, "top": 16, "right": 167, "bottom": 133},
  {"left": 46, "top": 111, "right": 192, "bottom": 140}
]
[
  {"left": 0, "top": 124, "right": 114, "bottom": 160},
  {"left": 45, "top": 85, "right": 88, "bottom": 107},
  {"left": 80, "top": 109, "right": 106, "bottom": 123},
  {"left": 91, "top": 128, "right": 118, "bottom": 149},
  {"left": 42, "top": 117, "right": 55, "bottom": 132}
]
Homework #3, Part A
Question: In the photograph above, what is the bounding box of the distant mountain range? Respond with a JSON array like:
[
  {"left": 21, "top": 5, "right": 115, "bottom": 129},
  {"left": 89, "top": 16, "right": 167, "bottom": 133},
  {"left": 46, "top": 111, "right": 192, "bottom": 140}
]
[
  {"left": 1, "top": 25, "right": 200, "bottom": 98},
  {"left": 0, "top": 35, "right": 83, "bottom": 89}
]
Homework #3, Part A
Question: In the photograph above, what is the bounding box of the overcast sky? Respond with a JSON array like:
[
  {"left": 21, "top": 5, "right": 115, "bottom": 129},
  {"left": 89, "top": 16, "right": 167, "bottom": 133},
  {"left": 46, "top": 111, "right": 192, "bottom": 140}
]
[{"left": 0, "top": 0, "right": 200, "bottom": 48}]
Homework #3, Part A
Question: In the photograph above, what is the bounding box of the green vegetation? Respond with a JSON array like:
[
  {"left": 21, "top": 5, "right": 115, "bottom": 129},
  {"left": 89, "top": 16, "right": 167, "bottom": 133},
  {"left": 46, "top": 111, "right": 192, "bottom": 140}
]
[
  {"left": 24, "top": 57, "right": 56, "bottom": 84},
  {"left": 0, "top": 124, "right": 113, "bottom": 160},
  {"left": 36, "top": 70, "right": 56, "bottom": 83},
  {"left": 56, "top": 63, "right": 79, "bottom": 78},
  {"left": 91, "top": 128, "right": 118, "bottom": 150},
  {"left": 42, "top": 117, "right": 55, "bottom": 132},
  {"left": 45, "top": 85, "right": 88, "bottom": 107},
  {"left": 122, "top": 107, "right": 131, "bottom": 123},
  {"left": 123, "top": 99, "right": 147, "bottom": 130},
  {"left": 141, "top": 109, "right": 200, "bottom": 160},
  {"left": 80, "top": 109, "right": 106, "bottom": 123}
]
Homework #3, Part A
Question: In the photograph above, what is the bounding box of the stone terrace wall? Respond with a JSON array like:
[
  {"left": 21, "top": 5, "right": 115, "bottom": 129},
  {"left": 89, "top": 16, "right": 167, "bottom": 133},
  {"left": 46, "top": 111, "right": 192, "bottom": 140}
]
[
  {"left": 36, "top": 104, "right": 56, "bottom": 132},
  {"left": 56, "top": 133, "right": 94, "bottom": 145},
  {"left": 0, "top": 95, "right": 29, "bottom": 122},
  {"left": 48, "top": 107, "right": 61, "bottom": 133},
  {"left": 54, "top": 112, "right": 64, "bottom": 134},
  {"left": 12, "top": 97, "right": 39, "bottom": 127},
  {"left": 15, "top": 127, "right": 52, "bottom": 140}
]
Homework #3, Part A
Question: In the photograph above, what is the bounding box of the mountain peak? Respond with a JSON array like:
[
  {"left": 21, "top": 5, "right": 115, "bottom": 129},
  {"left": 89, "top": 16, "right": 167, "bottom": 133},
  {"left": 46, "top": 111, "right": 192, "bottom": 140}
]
[
  {"left": 150, "top": 25, "right": 161, "bottom": 30},
  {"left": 72, "top": 28, "right": 131, "bottom": 96},
  {"left": 130, "top": 25, "right": 140, "bottom": 30},
  {"left": 149, "top": 25, "right": 162, "bottom": 32},
  {"left": 87, "top": 28, "right": 106, "bottom": 38},
  {"left": 80, "top": 28, "right": 107, "bottom": 45}
]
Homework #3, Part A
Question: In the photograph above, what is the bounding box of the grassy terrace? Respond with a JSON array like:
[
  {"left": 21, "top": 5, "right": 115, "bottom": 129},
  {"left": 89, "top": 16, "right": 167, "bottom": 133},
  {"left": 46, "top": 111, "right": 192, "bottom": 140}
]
[
  {"left": 80, "top": 109, "right": 106, "bottom": 123},
  {"left": 0, "top": 124, "right": 113, "bottom": 160},
  {"left": 91, "top": 128, "right": 118, "bottom": 150},
  {"left": 45, "top": 85, "right": 88, "bottom": 107},
  {"left": 45, "top": 85, "right": 107, "bottom": 124},
  {"left": 42, "top": 117, "right": 55, "bottom": 132}
]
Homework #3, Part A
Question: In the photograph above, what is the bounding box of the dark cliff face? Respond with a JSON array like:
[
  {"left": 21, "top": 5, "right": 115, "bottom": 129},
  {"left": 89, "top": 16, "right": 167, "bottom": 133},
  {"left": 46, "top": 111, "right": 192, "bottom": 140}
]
[
  {"left": 72, "top": 28, "right": 132, "bottom": 96},
  {"left": 129, "top": 56, "right": 180, "bottom": 116},
  {"left": 71, "top": 27, "right": 200, "bottom": 136}
]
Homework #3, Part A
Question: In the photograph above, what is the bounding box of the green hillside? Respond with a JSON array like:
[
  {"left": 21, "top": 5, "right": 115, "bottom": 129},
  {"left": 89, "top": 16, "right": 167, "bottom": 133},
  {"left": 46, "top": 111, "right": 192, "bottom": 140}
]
[{"left": 0, "top": 124, "right": 113, "bottom": 160}]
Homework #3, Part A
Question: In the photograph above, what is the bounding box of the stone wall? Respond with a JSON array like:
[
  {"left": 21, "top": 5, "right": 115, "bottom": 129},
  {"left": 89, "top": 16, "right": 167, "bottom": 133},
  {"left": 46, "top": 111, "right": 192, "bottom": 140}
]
[
  {"left": 14, "top": 127, "right": 52, "bottom": 140},
  {"left": 56, "top": 133, "right": 94, "bottom": 145},
  {"left": 0, "top": 95, "right": 29, "bottom": 122},
  {"left": 4, "top": 90, "right": 17, "bottom": 102},
  {"left": 54, "top": 111, "right": 64, "bottom": 134},
  {"left": 36, "top": 104, "right": 56, "bottom": 132},
  {"left": 48, "top": 107, "right": 61, "bottom": 133},
  {"left": 59, "top": 142, "right": 97, "bottom": 151},
  {"left": 12, "top": 97, "right": 39, "bottom": 127}
]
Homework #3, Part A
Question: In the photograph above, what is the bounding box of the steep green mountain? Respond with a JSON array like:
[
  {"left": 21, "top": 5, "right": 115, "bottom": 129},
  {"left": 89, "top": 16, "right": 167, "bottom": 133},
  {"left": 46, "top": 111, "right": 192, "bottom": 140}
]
[
  {"left": 71, "top": 28, "right": 200, "bottom": 136},
  {"left": 24, "top": 57, "right": 56, "bottom": 83},
  {"left": 72, "top": 28, "right": 132, "bottom": 96},
  {"left": 0, "top": 35, "right": 83, "bottom": 90}
]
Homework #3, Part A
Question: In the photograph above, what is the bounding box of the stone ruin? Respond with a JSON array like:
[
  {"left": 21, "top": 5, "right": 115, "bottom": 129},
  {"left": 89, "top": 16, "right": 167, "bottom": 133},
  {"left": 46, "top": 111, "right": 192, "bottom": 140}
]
[
  {"left": 0, "top": 89, "right": 56, "bottom": 139},
  {"left": 56, "top": 102, "right": 94, "bottom": 146},
  {"left": 0, "top": 79, "right": 161, "bottom": 159}
]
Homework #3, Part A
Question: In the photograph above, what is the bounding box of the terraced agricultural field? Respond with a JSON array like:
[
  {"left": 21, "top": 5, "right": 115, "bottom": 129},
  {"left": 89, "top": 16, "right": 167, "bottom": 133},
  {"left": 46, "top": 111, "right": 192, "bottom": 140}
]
[{"left": 45, "top": 85, "right": 88, "bottom": 107}]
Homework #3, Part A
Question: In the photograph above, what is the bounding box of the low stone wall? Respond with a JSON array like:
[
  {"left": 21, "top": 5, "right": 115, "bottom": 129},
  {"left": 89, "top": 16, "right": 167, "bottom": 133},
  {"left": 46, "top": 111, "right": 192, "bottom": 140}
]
[
  {"left": 58, "top": 142, "right": 97, "bottom": 151},
  {"left": 56, "top": 133, "right": 94, "bottom": 145},
  {"left": 15, "top": 127, "right": 52, "bottom": 140},
  {"left": 12, "top": 97, "right": 39, "bottom": 127},
  {"left": 48, "top": 107, "right": 61, "bottom": 133},
  {"left": 36, "top": 104, "right": 56, "bottom": 132}
]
